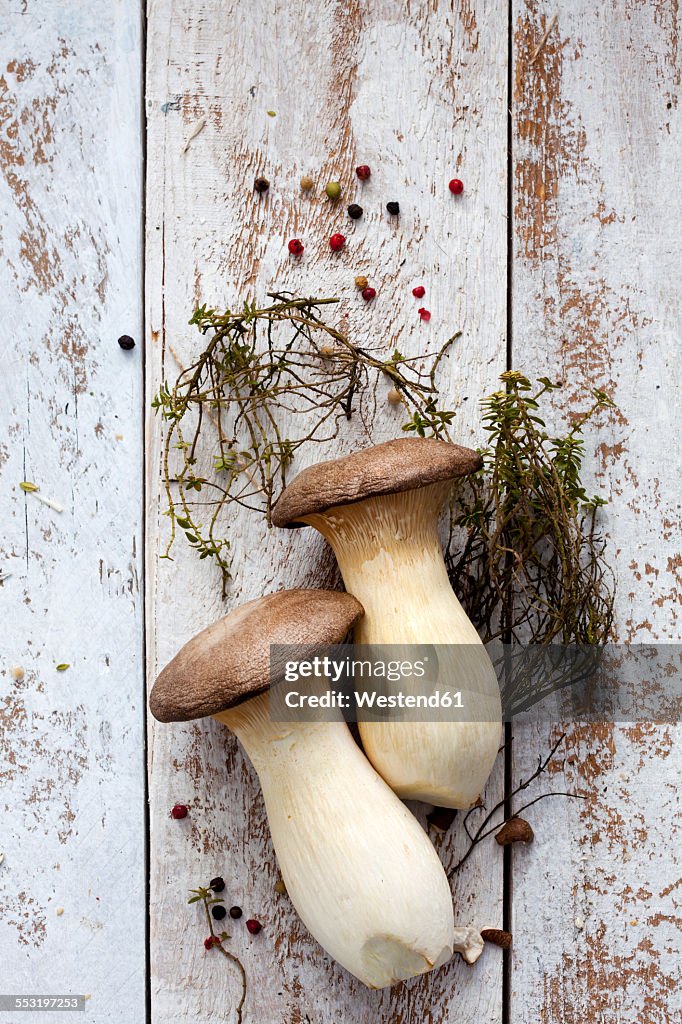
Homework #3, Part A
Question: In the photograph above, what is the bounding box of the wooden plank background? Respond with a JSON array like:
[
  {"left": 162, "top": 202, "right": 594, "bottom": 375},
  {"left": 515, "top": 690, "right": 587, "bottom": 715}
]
[
  {"left": 144, "top": 2, "right": 507, "bottom": 1021},
  {"left": 1, "top": 1, "right": 680, "bottom": 1021},
  {"left": 0, "top": 0, "right": 146, "bottom": 1019},
  {"left": 510, "top": 3, "right": 681, "bottom": 1021}
]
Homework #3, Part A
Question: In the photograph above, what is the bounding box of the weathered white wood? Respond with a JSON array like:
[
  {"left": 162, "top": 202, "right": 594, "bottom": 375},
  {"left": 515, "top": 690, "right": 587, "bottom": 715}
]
[
  {"left": 0, "top": 1, "right": 145, "bottom": 1018},
  {"left": 145, "top": 1, "right": 508, "bottom": 1020},
  {"left": 510, "top": 3, "right": 681, "bottom": 1020}
]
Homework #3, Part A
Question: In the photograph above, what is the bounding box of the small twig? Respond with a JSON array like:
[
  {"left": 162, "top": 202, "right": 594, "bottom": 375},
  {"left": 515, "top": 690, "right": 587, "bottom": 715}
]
[
  {"left": 449, "top": 732, "right": 585, "bottom": 875},
  {"left": 191, "top": 888, "right": 247, "bottom": 1024},
  {"left": 528, "top": 13, "right": 557, "bottom": 65}
]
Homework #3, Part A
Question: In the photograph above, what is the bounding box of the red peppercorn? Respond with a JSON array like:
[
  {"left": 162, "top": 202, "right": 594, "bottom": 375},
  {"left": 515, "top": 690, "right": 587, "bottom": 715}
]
[
  {"left": 246, "top": 919, "right": 262, "bottom": 935},
  {"left": 449, "top": 178, "right": 464, "bottom": 195},
  {"left": 361, "top": 287, "right": 376, "bottom": 302},
  {"left": 287, "top": 238, "right": 304, "bottom": 256},
  {"left": 170, "top": 804, "right": 188, "bottom": 819},
  {"left": 412, "top": 286, "right": 426, "bottom": 298},
  {"left": 418, "top": 308, "right": 431, "bottom": 322},
  {"left": 329, "top": 233, "right": 346, "bottom": 252},
  {"left": 204, "top": 936, "right": 221, "bottom": 950},
  {"left": 356, "top": 165, "right": 371, "bottom": 180}
]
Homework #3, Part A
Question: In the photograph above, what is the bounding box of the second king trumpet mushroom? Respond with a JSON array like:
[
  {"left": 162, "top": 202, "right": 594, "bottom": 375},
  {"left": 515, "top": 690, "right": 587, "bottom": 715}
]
[
  {"left": 150, "top": 590, "right": 484, "bottom": 988},
  {"left": 272, "top": 438, "right": 503, "bottom": 809}
]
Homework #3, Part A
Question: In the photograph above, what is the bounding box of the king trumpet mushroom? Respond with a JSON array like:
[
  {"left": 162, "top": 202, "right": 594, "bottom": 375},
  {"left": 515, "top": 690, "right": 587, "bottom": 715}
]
[
  {"left": 271, "top": 439, "right": 502, "bottom": 809},
  {"left": 149, "top": 589, "right": 482, "bottom": 987}
]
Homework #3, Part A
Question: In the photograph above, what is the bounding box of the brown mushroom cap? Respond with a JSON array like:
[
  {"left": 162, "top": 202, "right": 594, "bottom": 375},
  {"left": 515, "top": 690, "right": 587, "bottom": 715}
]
[
  {"left": 149, "top": 589, "right": 363, "bottom": 723},
  {"left": 271, "top": 437, "right": 482, "bottom": 527}
]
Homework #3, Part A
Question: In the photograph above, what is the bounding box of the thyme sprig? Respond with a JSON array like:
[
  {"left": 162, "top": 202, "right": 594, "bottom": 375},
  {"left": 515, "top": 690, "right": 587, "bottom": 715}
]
[
  {"left": 154, "top": 293, "right": 458, "bottom": 592},
  {"left": 446, "top": 372, "right": 616, "bottom": 713},
  {"left": 188, "top": 886, "right": 246, "bottom": 1023}
]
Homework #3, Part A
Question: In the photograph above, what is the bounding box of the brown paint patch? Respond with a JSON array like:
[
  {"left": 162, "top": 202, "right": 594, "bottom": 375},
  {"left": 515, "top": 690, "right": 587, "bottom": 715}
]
[
  {"left": 514, "top": 11, "right": 585, "bottom": 262},
  {"left": 4, "top": 891, "right": 47, "bottom": 948},
  {"left": 458, "top": 1, "right": 479, "bottom": 52},
  {"left": 543, "top": 922, "right": 677, "bottom": 1023}
]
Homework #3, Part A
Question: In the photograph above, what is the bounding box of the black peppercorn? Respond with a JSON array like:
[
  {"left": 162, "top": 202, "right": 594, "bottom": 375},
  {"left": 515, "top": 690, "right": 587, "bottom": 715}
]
[
  {"left": 229, "top": 905, "right": 243, "bottom": 919},
  {"left": 211, "top": 905, "right": 227, "bottom": 921},
  {"left": 386, "top": 201, "right": 400, "bottom": 216},
  {"left": 254, "top": 176, "right": 270, "bottom": 193},
  {"left": 347, "top": 203, "right": 363, "bottom": 220},
  {"left": 118, "top": 335, "right": 135, "bottom": 350},
  {"left": 209, "top": 876, "right": 225, "bottom": 892}
]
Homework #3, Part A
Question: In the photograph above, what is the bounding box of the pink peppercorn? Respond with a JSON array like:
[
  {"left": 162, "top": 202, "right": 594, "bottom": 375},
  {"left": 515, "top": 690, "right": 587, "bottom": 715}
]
[
  {"left": 287, "top": 238, "right": 304, "bottom": 256},
  {"left": 170, "top": 804, "right": 188, "bottom": 820},
  {"left": 361, "top": 287, "right": 376, "bottom": 302},
  {"left": 418, "top": 307, "right": 431, "bottom": 322},
  {"left": 356, "top": 165, "right": 371, "bottom": 180},
  {"left": 246, "top": 919, "right": 263, "bottom": 935},
  {"left": 329, "top": 233, "right": 346, "bottom": 252},
  {"left": 412, "top": 286, "right": 426, "bottom": 298},
  {"left": 449, "top": 178, "right": 464, "bottom": 195},
  {"left": 204, "top": 936, "right": 221, "bottom": 950}
]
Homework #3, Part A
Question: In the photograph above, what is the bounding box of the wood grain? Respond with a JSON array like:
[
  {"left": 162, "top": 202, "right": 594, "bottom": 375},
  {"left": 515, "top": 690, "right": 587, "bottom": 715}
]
[
  {"left": 510, "top": 3, "right": 681, "bottom": 1021},
  {"left": 145, "top": 1, "right": 508, "bottom": 1020},
  {"left": 0, "top": 0, "right": 145, "bottom": 1018}
]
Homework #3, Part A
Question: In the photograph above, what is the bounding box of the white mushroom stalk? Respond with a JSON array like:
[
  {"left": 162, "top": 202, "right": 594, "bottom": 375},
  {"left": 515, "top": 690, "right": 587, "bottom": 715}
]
[
  {"left": 149, "top": 590, "right": 470, "bottom": 989},
  {"left": 272, "top": 440, "right": 503, "bottom": 809}
]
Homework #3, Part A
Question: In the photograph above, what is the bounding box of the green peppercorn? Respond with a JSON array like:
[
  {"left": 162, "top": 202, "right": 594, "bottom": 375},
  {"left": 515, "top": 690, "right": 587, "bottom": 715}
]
[{"left": 325, "top": 181, "right": 342, "bottom": 201}]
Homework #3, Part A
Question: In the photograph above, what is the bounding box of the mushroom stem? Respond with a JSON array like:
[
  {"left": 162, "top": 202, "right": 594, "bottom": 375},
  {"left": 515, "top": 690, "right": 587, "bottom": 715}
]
[
  {"left": 301, "top": 482, "right": 502, "bottom": 808},
  {"left": 215, "top": 692, "right": 456, "bottom": 988}
]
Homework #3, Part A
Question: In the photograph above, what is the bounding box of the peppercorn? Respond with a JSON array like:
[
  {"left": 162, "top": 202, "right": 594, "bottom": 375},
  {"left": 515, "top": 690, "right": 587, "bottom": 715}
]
[
  {"left": 210, "top": 876, "right": 225, "bottom": 892},
  {"left": 347, "top": 203, "right": 363, "bottom": 220},
  {"left": 246, "top": 919, "right": 262, "bottom": 935},
  {"left": 417, "top": 307, "right": 431, "bottom": 322},
  {"left": 356, "top": 165, "right": 371, "bottom": 180},
  {"left": 329, "top": 233, "right": 346, "bottom": 252},
  {"left": 361, "top": 287, "right": 376, "bottom": 302},
  {"left": 412, "top": 286, "right": 426, "bottom": 298},
  {"left": 449, "top": 178, "right": 464, "bottom": 195},
  {"left": 204, "top": 936, "right": 220, "bottom": 950},
  {"left": 354, "top": 275, "right": 368, "bottom": 290},
  {"left": 118, "top": 334, "right": 135, "bottom": 350},
  {"left": 170, "top": 804, "right": 188, "bottom": 820},
  {"left": 325, "top": 181, "right": 342, "bottom": 201},
  {"left": 386, "top": 201, "right": 400, "bottom": 215},
  {"left": 300, "top": 175, "right": 314, "bottom": 191},
  {"left": 229, "top": 906, "right": 243, "bottom": 919},
  {"left": 211, "top": 905, "right": 227, "bottom": 921},
  {"left": 387, "top": 388, "right": 402, "bottom": 405},
  {"left": 254, "top": 176, "right": 270, "bottom": 193},
  {"left": 287, "top": 238, "right": 304, "bottom": 256}
]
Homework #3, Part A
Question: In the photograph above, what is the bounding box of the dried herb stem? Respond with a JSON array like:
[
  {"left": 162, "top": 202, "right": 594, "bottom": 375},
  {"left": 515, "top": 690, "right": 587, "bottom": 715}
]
[
  {"left": 449, "top": 732, "right": 584, "bottom": 874},
  {"left": 154, "top": 293, "right": 458, "bottom": 593}
]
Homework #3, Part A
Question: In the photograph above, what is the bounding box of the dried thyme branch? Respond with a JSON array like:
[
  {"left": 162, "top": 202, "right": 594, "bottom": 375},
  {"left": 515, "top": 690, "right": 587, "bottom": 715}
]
[
  {"left": 449, "top": 732, "right": 584, "bottom": 874},
  {"left": 446, "top": 371, "right": 616, "bottom": 714},
  {"left": 188, "top": 886, "right": 247, "bottom": 1023},
  {"left": 154, "top": 293, "right": 458, "bottom": 593}
]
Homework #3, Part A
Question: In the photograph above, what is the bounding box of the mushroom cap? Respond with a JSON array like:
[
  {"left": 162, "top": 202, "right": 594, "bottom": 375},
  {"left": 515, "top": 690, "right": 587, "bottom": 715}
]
[
  {"left": 149, "top": 589, "right": 363, "bottom": 722},
  {"left": 271, "top": 437, "right": 482, "bottom": 527}
]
